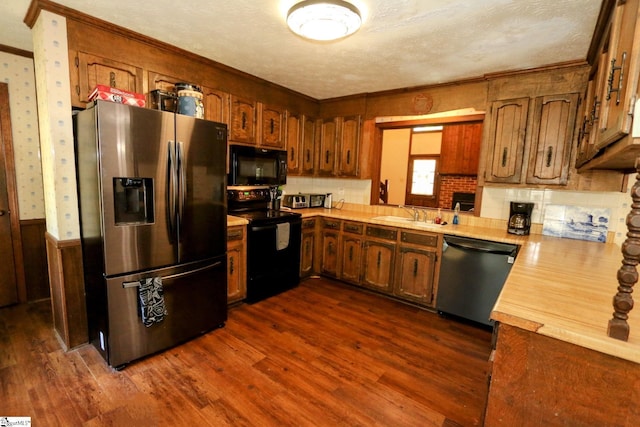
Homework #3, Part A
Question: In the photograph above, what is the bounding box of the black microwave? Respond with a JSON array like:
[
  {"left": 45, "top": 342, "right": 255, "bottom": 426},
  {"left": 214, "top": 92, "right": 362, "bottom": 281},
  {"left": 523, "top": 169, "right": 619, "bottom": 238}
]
[{"left": 228, "top": 145, "right": 287, "bottom": 186}]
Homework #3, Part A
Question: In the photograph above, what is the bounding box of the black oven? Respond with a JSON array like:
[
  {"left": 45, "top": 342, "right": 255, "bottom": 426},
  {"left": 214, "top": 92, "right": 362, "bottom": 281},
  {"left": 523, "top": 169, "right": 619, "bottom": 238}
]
[
  {"left": 227, "top": 186, "right": 301, "bottom": 303},
  {"left": 228, "top": 145, "right": 287, "bottom": 186}
]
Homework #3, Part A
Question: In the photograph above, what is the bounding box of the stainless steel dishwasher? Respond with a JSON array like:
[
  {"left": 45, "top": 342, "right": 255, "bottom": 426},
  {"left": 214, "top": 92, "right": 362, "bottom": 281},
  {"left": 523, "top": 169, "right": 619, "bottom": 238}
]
[{"left": 436, "top": 235, "right": 518, "bottom": 327}]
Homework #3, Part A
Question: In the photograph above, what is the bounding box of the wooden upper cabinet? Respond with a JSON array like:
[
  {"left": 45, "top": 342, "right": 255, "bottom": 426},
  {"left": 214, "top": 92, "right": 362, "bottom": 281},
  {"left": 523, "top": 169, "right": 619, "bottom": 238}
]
[
  {"left": 318, "top": 117, "right": 338, "bottom": 175},
  {"left": 230, "top": 95, "right": 257, "bottom": 144},
  {"left": 439, "top": 121, "right": 483, "bottom": 175},
  {"left": 286, "top": 112, "right": 302, "bottom": 174},
  {"left": 338, "top": 115, "right": 361, "bottom": 177},
  {"left": 595, "top": 0, "right": 640, "bottom": 151},
  {"left": 202, "top": 87, "right": 229, "bottom": 124},
  {"left": 259, "top": 104, "right": 286, "bottom": 149},
  {"left": 485, "top": 98, "right": 529, "bottom": 184},
  {"left": 526, "top": 93, "right": 580, "bottom": 185},
  {"left": 148, "top": 71, "right": 180, "bottom": 92},
  {"left": 71, "top": 51, "right": 143, "bottom": 107},
  {"left": 301, "top": 115, "right": 316, "bottom": 174}
]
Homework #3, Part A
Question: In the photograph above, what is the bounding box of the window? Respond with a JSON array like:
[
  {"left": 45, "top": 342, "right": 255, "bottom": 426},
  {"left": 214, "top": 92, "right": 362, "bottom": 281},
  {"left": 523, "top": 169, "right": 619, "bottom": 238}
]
[{"left": 405, "top": 155, "right": 440, "bottom": 207}]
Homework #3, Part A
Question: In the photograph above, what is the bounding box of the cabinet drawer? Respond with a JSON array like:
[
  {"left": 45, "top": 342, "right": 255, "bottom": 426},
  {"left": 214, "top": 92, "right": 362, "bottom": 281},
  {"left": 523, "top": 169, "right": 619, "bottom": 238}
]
[
  {"left": 302, "top": 218, "right": 316, "bottom": 229},
  {"left": 323, "top": 219, "right": 341, "bottom": 230},
  {"left": 227, "top": 227, "right": 244, "bottom": 241},
  {"left": 366, "top": 226, "right": 397, "bottom": 241},
  {"left": 343, "top": 221, "right": 364, "bottom": 235},
  {"left": 401, "top": 231, "right": 438, "bottom": 248}
]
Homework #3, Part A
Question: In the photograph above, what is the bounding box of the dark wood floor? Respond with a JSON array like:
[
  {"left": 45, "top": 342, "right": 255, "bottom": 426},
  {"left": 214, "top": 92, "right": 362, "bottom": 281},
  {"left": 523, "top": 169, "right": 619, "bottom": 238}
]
[{"left": 0, "top": 277, "right": 492, "bottom": 426}]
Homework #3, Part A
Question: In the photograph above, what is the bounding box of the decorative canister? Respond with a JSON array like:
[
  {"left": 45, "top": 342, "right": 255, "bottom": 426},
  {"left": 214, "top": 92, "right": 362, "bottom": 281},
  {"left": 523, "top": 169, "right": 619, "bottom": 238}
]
[{"left": 175, "top": 83, "right": 204, "bottom": 119}]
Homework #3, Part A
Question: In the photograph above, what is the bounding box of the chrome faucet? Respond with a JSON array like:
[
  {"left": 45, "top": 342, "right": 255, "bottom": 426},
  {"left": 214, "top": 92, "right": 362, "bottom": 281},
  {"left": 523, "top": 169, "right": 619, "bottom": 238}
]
[{"left": 399, "top": 205, "right": 420, "bottom": 221}]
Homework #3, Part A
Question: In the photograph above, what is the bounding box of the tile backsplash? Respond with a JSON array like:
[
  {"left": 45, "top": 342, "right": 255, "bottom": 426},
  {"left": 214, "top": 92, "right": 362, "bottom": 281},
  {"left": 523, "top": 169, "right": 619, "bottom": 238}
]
[{"left": 285, "top": 177, "right": 372, "bottom": 205}]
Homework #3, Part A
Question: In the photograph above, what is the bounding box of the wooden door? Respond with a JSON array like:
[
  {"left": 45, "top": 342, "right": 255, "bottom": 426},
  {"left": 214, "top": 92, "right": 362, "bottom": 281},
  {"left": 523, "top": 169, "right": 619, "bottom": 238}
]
[
  {"left": 0, "top": 84, "right": 19, "bottom": 307},
  {"left": 318, "top": 118, "right": 337, "bottom": 175},
  {"left": 230, "top": 95, "right": 257, "bottom": 144},
  {"left": 404, "top": 156, "right": 440, "bottom": 208},
  {"left": 286, "top": 112, "right": 302, "bottom": 175},
  {"left": 361, "top": 240, "right": 395, "bottom": 293},
  {"left": 74, "top": 52, "right": 142, "bottom": 105},
  {"left": 526, "top": 93, "right": 579, "bottom": 185},
  {"left": 259, "top": 104, "right": 286, "bottom": 149},
  {"left": 395, "top": 246, "right": 436, "bottom": 305},
  {"left": 321, "top": 230, "right": 340, "bottom": 278},
  {"left": 338, "top": 115, "right": 360, "bottom": 176},
  {"left": 439, "top": 121, "right": 483, "bottom": 175},
  {"left": 596, "top": 0, "right": 640, "bottom": 150},
  {"left": 301, "top": 115, "right": 316, "bottom": 174},
  {"left": 226, "top": 226, "right": 246, "bottom": 304},
  {"left": 485, "top": 98, "right": 529, "bottom": 183}
]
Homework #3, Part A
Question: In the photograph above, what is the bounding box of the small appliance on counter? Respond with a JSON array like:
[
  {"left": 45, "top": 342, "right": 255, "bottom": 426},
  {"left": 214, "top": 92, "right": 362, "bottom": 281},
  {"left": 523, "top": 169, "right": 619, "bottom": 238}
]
[
  {"left": 508, "top": 202, "right": 534, "bottom": 235},
  {"left": 282, "top": 193, "right": 326, "bottom": 209}
]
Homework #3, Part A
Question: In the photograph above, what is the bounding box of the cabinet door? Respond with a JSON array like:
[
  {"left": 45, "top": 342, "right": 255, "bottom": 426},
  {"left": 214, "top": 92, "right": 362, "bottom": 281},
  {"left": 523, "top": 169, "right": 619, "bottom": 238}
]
[
  {"left": 202, "top": 87, "right": 229, "bottom": 124},
  {"left": 230, "top": 95, "right": 257, "bottom": 144},
  {"left": 338, "top": 115, "right": 361, "bottom": 176},
  {"left": 227, "top": 227, "right": 246, "bottom": 304},
  {"left": 321, "top": 231, "right": 340, "bottom": 278},
  {"left": 340, "top": 235, "right": 363, "bottom": 284},
  {"left": 301, "top": 115, "right": 316, "bottom": 175},
  {"left": 286, "top": 112, "right": 302, "bottom": 175},
  {"left": 73, "top": 52, "right": 142, "bottom": 106},
  {"left": 485, "top": 98, "right": 529, "bottom": 183},
  {"left": 439, "top": 121, "right": 483, "bottom": 175},
  {"left": 260, "top": 104, "right": 286, "bottom": 149},
  {"left": 300, "top": 230, "right": 315, "bottom": 278},
  {"left": 526, "top": 93, "right": 579, "bottom": 185},
  {"left": 318, "top": 118, "right": 338, "bottom": 175},
  {"left": 596, "top": 0, "right": 640, "bottom": 150},
  {"left": 395, "top": 246, "right": 436, "bottom": 306},
  {"left": 361, "top": 240, "right": 395, "bottom": 293}
]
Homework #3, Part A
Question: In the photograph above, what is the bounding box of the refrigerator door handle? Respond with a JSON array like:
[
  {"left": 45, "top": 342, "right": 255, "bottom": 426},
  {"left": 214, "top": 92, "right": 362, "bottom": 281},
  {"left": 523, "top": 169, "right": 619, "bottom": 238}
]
[
  {"left": 121, "top": 261, "right": 223, "bottom": 288},
  {"left": 167, "top": 140, "right": 177, "bottom": 239},
  {"left": 177, "top": 141, "right": 186, "bottom": 240}
]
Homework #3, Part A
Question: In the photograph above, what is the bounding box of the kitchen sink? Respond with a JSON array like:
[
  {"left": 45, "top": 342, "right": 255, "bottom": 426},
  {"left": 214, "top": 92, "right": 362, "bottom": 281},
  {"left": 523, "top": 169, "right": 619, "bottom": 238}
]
[{"left": 371, "top": 216, "right": 447, "bottom": 228}]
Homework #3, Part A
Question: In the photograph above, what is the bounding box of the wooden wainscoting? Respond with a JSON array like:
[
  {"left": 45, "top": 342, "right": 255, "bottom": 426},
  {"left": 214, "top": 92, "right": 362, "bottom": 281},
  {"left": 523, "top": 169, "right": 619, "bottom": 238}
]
[
  {"left": 20, "top": 219, "right": 49, "bottom": 301},
  {"left": 44, "top": 232, "right": 87, "bottom": 350}
]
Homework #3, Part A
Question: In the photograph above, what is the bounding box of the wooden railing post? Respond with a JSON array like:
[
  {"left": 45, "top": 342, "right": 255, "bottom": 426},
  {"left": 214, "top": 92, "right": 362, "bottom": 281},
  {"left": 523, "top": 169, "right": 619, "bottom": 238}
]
[{"left": 608, "top": 158, "right": 640, "bottom": 341}]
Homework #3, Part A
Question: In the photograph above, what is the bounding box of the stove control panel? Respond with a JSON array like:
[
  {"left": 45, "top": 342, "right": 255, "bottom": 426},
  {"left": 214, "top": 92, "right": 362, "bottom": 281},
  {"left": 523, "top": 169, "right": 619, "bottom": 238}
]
[{"left": 227, "top": 187, "right": 270, "bottom": 202}]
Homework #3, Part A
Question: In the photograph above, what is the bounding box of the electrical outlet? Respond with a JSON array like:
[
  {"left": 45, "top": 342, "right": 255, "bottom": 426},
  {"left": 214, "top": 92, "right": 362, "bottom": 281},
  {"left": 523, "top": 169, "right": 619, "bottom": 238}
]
[{"left": 338, "top": 188, "right": 345, "bottom": 196}]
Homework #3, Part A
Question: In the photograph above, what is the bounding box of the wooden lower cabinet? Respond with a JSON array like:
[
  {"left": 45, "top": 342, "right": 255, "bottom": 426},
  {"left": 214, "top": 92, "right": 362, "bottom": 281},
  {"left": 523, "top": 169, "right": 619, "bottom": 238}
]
[
  {"left": 361, "top": 240, "right": 395, "bottom": 292},
  {"left": 320, "top": 219, "right": 341, "bottom": 278},
  {"left": 300, "top": 218, "right": 316, "bottom": 278},
  {"left": 395, "top": 247, "right": 437, "bottom": 305},
  {"left": 227, "top": 226, "right": 246, "bottom": 304},
  {"left": 340, "top": 221, "right": 364, "bottom": 285}
]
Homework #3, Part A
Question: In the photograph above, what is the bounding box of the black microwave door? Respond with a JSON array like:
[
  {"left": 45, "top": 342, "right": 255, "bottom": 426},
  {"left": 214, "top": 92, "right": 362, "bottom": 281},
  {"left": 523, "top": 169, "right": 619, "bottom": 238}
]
[{"left": 229, "top": 146, "right": 287, "bottom": 186}]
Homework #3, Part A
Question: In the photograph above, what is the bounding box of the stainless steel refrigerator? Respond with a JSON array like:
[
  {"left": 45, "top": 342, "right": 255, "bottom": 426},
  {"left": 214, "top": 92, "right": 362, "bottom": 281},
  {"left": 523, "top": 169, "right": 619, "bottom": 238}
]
[{"left": 75, "top": 100, "right": 228, "bottom": 368}]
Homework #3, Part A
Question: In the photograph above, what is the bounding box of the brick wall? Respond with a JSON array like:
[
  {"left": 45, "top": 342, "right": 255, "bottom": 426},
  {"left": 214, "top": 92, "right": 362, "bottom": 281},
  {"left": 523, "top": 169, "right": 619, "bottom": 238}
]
[{"left": 438, "top": 176, "right": 477, "bottom": 209}]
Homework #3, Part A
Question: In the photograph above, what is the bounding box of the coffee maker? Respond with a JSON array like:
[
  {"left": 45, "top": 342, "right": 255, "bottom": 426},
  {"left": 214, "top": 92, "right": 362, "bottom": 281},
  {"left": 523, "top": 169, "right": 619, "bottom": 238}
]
[{"left": 508, "top": 202, "right": 534, "bottom": 235}]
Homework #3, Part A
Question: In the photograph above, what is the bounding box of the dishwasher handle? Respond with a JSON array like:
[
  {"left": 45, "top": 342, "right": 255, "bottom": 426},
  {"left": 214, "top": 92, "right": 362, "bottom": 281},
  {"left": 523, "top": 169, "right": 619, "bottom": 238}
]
[{"left": 445, "top": 239, "right": 516, "bottom": 256}]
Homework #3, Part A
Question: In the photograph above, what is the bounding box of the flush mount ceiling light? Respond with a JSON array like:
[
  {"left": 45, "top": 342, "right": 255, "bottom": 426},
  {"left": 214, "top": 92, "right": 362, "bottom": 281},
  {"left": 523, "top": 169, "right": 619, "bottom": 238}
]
[{"left": 287, "top": 0, "right": 362, "bottom": 41}]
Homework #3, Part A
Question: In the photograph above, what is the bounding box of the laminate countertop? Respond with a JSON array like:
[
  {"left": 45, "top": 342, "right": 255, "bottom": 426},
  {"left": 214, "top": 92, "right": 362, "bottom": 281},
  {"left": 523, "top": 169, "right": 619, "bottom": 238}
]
[{"left": 231, "top": 208, "right": 638, "bottom": 364}]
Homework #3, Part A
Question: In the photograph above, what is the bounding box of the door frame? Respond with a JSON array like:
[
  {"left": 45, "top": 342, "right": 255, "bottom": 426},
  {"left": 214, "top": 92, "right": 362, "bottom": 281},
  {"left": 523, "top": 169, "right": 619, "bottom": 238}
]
[{"left": 0, "top": 83, "right": 26, "bottom": 302}]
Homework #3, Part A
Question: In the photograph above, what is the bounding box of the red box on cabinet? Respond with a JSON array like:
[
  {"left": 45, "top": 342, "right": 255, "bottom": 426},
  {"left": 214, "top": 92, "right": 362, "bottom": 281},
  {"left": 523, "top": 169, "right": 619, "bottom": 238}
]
[{"left": 89, "top": 85, "right": 146, "bottom": 107}]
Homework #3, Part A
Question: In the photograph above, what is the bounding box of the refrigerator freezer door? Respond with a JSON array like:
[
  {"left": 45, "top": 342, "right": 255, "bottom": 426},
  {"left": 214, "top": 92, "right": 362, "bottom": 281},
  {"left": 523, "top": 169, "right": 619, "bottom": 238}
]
[
  {"left": 175, "top": 114, "right": 227, "bottom": 262},
  {"left": 95, "top": 102, "right": 177, "bottom": 275},
  {"left": 103, "top": 258, "right": 227, "bottom": 368}
]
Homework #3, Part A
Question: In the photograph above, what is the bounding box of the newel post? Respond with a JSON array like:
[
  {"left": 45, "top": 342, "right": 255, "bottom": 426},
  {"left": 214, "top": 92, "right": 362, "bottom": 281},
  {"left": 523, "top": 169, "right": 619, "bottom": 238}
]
[{"left": 608, "top": 158, "right": 640, "bottom": 341}]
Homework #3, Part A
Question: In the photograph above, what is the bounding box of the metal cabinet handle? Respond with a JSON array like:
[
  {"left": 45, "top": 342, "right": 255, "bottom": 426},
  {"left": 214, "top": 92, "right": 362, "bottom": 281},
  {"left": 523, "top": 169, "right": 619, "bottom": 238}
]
[
  {"left": 270, "top": 118, "right": 275, "bottom": 134},
  {"left": 0, "top": 210, "right": 6, "bottom": 216},
  {"left": 501, "top": 147, "right": 508, "bottom": 167},
  {"left": 377, "top": 251, "right": 381, "bottom": 268},
  {"left": 109, "top": 71, "right": 116, "bottom": 87},
  {"left": 325, "top": 150, "right": 330, "bottom": 164},
  {"left": 290, "top": 147, "right": 295, "bottom": 161},
  {"left": 306, "top": 150, "right": 310, "bottom": 163},
  {"left": 346, "top": 150, "right": 351, "bottom": 165},
  {"left": 241, "top": 112, "right": 247, "bottom": 130},
  {"left": 413, "top": 259, "right": 418, "bottom": 277},
  {"left": 229, "top": 256, "right": 235, "bottom": 274},
  {"left": 546, "top": 146, "right": 553, "bottom": 167},
  {"left": 607, "top": 52, "right": 626, "bottom": 105}
]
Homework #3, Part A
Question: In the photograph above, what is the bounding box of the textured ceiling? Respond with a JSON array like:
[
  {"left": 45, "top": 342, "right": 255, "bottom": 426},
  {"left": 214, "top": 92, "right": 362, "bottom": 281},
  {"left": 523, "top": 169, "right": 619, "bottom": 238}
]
[{"left": 3, "top": 0, "right": 602, "bottom": 100}]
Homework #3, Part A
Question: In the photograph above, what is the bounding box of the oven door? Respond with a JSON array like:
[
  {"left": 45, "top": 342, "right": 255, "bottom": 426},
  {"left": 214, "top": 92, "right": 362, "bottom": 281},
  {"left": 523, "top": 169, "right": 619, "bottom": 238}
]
[{"left": 246, "top": 216, "right": 301, "bottom": 303}]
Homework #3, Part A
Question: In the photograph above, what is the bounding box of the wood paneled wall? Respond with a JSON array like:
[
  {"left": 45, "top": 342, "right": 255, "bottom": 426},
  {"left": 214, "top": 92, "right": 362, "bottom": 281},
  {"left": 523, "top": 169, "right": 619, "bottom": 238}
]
[
  {"left": 20, "top": 219, "right": 49, "bottom": 301},
  {"left": 44, "top": 232, "right": 87, "bottom": 350}
]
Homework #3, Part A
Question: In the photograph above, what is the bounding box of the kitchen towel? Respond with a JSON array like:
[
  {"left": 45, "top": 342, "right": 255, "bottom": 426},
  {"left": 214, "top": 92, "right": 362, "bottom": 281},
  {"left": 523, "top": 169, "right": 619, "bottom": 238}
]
[
  {"left": 138, "top": 277, "right": 168, "bottom": 327},
  {"left": 276, "top": 222, "right": 290, "bottom": 251}
]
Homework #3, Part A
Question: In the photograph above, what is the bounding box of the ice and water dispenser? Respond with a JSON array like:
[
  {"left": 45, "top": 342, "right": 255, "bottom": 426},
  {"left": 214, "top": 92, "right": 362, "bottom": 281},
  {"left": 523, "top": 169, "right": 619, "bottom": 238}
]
[{"left": 113, "top": 178, "right": 154, "bottom": 225}]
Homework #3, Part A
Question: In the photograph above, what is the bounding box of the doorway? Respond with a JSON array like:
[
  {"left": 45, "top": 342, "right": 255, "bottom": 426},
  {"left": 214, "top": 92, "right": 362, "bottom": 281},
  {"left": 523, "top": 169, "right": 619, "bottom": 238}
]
[{"left": 0, "top": 83, "right": 23, "bottom": 307}]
